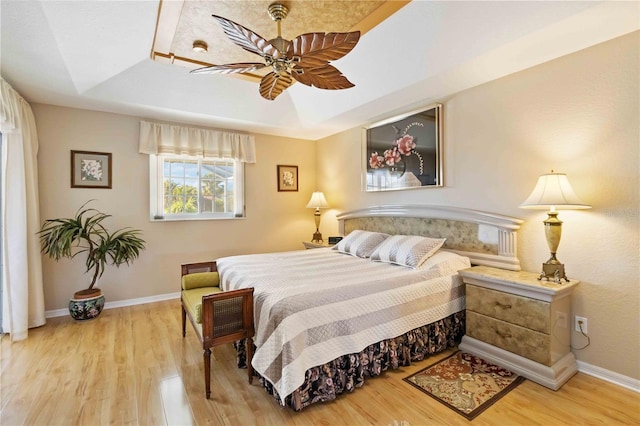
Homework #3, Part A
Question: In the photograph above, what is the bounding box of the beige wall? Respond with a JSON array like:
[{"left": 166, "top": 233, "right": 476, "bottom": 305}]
[
  {"left": 34, "top": 105, "right": 316, "bottom": 310},
  {"left": 317, "top": 32, "right": 639, "bottom": 379},
  {"left": 32, "top": 32, "right": 638, "bottom": 381}
]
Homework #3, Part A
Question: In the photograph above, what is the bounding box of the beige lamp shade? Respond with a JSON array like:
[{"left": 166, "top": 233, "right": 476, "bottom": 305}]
[
  {"left": 520, "top": 172, "right": 591, "bottom": 210},
  {"left": 306, "top": 192, "right": 329, "bottom": 209},
  {"left": 519, "top": 171, "right": 590, "bottom": 283}
]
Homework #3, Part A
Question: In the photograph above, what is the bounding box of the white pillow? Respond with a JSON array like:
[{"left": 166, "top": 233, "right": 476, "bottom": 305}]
[
  {"left": 418, "top": 250, "right": 471, "bottom": 274},
  {"left": 333, "top": 230, "right": 390, "bottom": 258},
  {"left": 370, "top": 235, "right": 446, "bottom": 268}
]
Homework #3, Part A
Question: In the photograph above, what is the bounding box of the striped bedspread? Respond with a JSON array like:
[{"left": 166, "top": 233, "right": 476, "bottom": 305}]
[{"left": 217, "top": 248, "right": 470, "bottom": 401}]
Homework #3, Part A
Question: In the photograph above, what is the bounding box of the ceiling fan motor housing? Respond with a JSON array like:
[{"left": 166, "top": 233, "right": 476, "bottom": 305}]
[{"left": 269, "top": 36, "right": 290, "bottom": 55}]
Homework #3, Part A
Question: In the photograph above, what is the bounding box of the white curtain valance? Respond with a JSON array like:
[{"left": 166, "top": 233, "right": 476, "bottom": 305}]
[
  {"left": 1, "top": 78, "right": 23, "bottom": 133},
  {"left": 138, "top": 120, "right": 256, "bottom": 163}
]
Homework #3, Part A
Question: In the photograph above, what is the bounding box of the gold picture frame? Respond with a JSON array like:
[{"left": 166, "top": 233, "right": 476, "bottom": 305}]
[
  {"left": 71, "top": 150, "right": 112, "bottom": 189},
  {"left": 277, "top": 165, "right": 298, "bottom": 192}
]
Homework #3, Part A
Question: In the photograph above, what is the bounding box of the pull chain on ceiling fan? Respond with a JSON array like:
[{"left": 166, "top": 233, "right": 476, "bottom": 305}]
[{"left": 190, "top": 3, "right": 361, "bottom": 100}]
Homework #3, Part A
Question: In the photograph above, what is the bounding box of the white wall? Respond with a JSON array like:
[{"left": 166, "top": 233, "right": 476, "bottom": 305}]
[
  {"left": 316, "top": 33, "right": 639, "bottom": 380},
  {"left": 34, "top": 105, "right": 316, "bottom": 310}
]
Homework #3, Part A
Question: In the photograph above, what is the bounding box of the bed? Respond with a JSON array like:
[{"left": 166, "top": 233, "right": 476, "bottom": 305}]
[{"left": 217, "top": 205, "right": 523, "bottom": 411}]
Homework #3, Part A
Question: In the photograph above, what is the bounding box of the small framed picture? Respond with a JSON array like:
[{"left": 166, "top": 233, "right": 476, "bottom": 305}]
[
  {"left": 71, "top": 150, "right": 112, "bottom": 189},
  {"left": 277, "top": 165, "right": 298, "bottom": 192}
]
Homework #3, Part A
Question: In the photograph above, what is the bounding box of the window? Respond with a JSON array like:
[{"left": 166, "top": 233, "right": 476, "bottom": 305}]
[{"left": 149, "top": 154, "right": 244, "bottom": 220}]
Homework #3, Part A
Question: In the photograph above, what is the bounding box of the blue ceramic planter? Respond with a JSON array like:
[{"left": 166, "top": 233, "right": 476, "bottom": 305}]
[{"left": 69, "top": 291, "right": 105, "bottom": 320}]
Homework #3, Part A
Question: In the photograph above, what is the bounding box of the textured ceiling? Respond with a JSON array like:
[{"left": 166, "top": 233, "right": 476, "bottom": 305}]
[
  {"left": 1, "top": 1, "right": 638, "bottom": 140},
  {"left": 152, "top": 0, "right": 400, "bottom": 78}
]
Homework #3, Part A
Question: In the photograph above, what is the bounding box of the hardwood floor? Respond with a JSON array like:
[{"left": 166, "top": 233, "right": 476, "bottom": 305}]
[{"left": 1, "top": 300, "right": 638, "bottom": 425}]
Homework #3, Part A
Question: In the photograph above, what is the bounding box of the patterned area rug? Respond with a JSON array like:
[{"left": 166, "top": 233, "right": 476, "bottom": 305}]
[{"left": 404, "top": 351, "right": 524, "bottom": 420}]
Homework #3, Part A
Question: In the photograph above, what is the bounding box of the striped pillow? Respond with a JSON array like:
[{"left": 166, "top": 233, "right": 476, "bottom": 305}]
[
  {"left": 370, "top": 235, "right": 446, "bottom": 268},
  {"left": 333, "top": 230, "right": 390, "bottom": 258}
]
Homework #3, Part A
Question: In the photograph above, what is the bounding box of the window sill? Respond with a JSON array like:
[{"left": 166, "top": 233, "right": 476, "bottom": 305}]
[{"left": 150, "top": 215, "right": 245, "bottom": 222}]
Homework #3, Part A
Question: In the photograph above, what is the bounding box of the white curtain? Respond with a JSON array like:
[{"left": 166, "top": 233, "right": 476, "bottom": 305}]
[
  {"left": 0, "top": 77, "right": 46, "bottom": 340},
  {"left": 138, "top": 120, "right": 256, "bottom": 163}
]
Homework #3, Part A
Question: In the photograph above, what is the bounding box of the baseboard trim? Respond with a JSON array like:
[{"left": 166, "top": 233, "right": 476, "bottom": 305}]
[
  {"left": 577, "top": 360, "right": 640, "bottom": 393},
  {"left": 45, "top": 292, "right": 180, "bottom": 318}
]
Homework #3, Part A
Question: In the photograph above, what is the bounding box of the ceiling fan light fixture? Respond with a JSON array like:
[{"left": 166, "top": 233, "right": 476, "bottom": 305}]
[{"left": 192, "top": 40, "right": 208, "bottom": 53}]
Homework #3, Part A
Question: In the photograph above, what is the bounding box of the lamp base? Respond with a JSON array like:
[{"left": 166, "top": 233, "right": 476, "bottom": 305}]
[
  {"left": 538, "top": 262, "right": 569, "bottom": 284},
  {"left": 311, "top": 231, "right": 323, "bottom": 243}
]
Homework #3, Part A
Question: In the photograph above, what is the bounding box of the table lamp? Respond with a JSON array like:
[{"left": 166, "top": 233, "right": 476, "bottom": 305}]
[
  {"left": 520, "top": 171, "right": 590, "bottom": 283},
  {"left": 306, "top": 192, "right": 329, "bottom": 243}
]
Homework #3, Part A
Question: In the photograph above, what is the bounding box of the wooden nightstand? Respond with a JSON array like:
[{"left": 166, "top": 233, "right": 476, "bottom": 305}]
[
  {"left": 458, "top": 265, "right": 579, "bottom": 390},
  {"left": 302, "top": 241, "right": 333, "bottom": 249}
]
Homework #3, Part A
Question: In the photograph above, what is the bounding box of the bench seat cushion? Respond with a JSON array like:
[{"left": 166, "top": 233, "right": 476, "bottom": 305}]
[{"left": 182, "top": 286, "right": 222, "bottom": 324}]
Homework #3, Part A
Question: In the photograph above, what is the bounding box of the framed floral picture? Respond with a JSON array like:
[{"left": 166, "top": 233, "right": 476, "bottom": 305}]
[
  {"left": 277, "top": 165, "right": 298, "bottom": 192},
  {"left": 71, "top": 150, "right": 112, "bottom": 189},
  {"left": 363, "top": 103, "right": 442, "bottom": 192}
]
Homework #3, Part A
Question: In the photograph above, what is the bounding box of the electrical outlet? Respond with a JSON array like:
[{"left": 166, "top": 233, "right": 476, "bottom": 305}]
[{"left": 575, "top": 316, "right": 588, "bottom": 334}]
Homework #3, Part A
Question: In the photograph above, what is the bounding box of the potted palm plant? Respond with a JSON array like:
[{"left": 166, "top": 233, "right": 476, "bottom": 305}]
[{"left": 38, "top": 201, "right": 146, "bottom": 320}]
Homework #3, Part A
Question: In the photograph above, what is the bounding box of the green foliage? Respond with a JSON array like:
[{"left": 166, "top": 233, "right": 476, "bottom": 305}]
[
  {"left": 164, "top": 180, "right": 198, "bottom": 213},
  {"left": 163, "top": 176, "right": 232, "bottom": 214},
  {"left": 38, "top": 201, "right": 146, "bottom": 290}
]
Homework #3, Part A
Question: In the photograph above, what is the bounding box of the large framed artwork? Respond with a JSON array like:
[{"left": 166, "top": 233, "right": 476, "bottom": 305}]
[
  {"left": 71, "top": 150, "right": 112, "bottom": 189},
  {"left": 362, "top": 104, "right": 442, "bottom": 192}
]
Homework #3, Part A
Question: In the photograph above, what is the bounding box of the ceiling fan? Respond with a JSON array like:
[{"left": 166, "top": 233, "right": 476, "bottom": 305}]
[{"left": 190, "top": 3, "right": 361, "bottom": 101}]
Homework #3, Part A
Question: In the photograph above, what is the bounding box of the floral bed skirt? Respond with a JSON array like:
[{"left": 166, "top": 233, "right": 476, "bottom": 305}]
[{"left": 234, "top": 310, "right": 465, "bottom": 411}]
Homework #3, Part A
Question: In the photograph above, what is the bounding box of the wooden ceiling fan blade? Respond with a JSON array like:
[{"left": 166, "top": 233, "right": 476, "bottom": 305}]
[
  {"left": 195, "top": 9, "right": 360, "bottom": 100},
  {"left": 190, "top": 63, "right": 267, "bottom": 75},
  {"left": 288, "top": 31, "right": 360, "bottom": 68},
  {"left": 292, "top": 65, "right": 354, "bottom": 90},
  {"left": 212, "top": 15, "right": 281, "bottom": 59},
  {"left": 259, "top": 72, "right": 294, "bottom": 100}
]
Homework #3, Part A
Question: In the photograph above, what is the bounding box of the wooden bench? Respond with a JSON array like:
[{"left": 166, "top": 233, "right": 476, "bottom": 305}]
[{"left": 180, "top": 261, "right": 255, "bottom": 398}]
